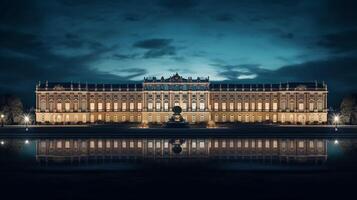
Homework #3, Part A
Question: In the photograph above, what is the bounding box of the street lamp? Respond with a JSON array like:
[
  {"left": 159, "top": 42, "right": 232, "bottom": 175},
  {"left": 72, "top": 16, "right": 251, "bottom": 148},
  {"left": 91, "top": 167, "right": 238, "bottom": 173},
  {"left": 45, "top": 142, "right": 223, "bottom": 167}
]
[
  {"left": 24, "top": 115, "right": 30, "bottom": 131},
  {"left": 1, "top": 114, "right": 4, "bottom": 127},
  {"left": 333, "top": 114, "right": 340, "bottom": 132}
]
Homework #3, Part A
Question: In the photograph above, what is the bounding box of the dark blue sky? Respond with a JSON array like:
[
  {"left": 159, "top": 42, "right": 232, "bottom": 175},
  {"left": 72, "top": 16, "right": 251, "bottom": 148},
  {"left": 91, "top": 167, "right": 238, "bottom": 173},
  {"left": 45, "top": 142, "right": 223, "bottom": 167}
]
[{"left": 0, "top": 0, "right": 357, "bottom": 107}]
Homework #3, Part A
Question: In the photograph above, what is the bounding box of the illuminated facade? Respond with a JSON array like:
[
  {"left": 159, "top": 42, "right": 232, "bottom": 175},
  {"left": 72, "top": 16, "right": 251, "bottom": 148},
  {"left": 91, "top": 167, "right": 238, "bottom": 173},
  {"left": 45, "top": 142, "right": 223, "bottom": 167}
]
[{"left": 35, "top": 73, "right": 328, "bottom": 124}]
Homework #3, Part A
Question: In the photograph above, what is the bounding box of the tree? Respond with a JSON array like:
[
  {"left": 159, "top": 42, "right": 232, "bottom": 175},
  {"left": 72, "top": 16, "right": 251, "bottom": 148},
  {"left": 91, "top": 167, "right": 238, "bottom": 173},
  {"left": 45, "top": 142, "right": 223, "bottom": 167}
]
[
  {"left": 0, "top": 95, "right": 24, "bottom": 124},
  {"left": 340, "top": 94, "right": 357, "bottom": 124}
]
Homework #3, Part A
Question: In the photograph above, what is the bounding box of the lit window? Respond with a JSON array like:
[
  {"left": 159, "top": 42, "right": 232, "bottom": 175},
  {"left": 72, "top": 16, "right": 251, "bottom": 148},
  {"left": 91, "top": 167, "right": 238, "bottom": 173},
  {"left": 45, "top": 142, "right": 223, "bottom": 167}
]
[
  {"left": 273, "top": 140, "right": 278, "bottom": 148},
  {"left": 265, "top": 140, "right": 270, "bottom": 148},
  {"left": 148, "top": 141, "right": 153, "bottom": 148},
  {"left": 57, "top": 103, "right": 62, "bottom": 111},
  {"left": 130, "top": 102, "right": 134, "bottom": 111},
  {"left": 114, "top": 102, "right": 118, "bottom": 111},
  {"left": 98, "top": 140, "right": 102, "bottom": 148},
  {"left": 164, "top": 142, "right": 169, "bottom": 148},
  {"left": 122, "top": 103, "right": 127, "bottom": 111},
  {"left": 90, "top": 141, "right": 95, "bottom": 148},
  {"left": 114, "top": 141, "right": 118, "bottom": 148},
  {"left": 222, "top": 103, "right": 226, "bottom": 111},
  {"left": 156, "top": 102, "right": 161, "bottom": 110},
  {"left": 257, "top": 102, "right": 262, "bottom": 111},
  {"left": 244, "top": 102, "right": 249, "bottom": 111},
  {"left": 98, "top": 103, "right": 103, "bottom": 111},
  {"left": 65, "top": 103, "right": 70, "bottom": 111},
  {"left": 148, "top": 102, "right": 153, "bottom": 110},
  {"left": 192, "top": 103, "right": 197, "bottom": 111},
  {"left": 65, "top": 141, "right": 70, "bottom": 148},
  {"left": 229, "top": 103, "right": 234, "bottom": 111},
  {"left": 182, "top": 103, "right": 187, "bottom": 111},
  {"left": 298, "top": 103, "right": 304, "bottom": 111},
  {"left": 229, "top": 140, "right": 234, "bottom": 148},
  {"left": 106, "top": 140, "right": 111, "bottom": 148},
  {"left": 298, "top": 141, "right": 304, "bottom": 148},
  {"left": 137, "top": 103, "right": 142, "bottom": 111},
  {"left": 244, "top": 140, "right": 249, "bottom": 148},
  {"left": 309, "top": 141, "right": 314, "bottom": 148},
  {"left": 199, "top": 102, "right": 205, "bottom": 111},
  {"left": 258, "top": 140, "right": 262, "bottom": 148},
  {"left": 214, "top": 141, "right": 219, "bottom": 148},
  {"left": 106, "top": 102, "right": 111, "bottom": 111},
  {"left": 273, "top": 102, "right": 278, "bottom": 111},
  {"left": 309, "top": 103, "right": 314, "bottom": 111},
  {"left": 222, "top": 141, "right": 226, "bottom": 148},
  {"left": 122, "top": 141, "right": 127, "bottom": 148},
  {"left": 214, "top": 103, "right": 219, "bottom": 111},
  {"left": 237, "top": 140, "right": 242, "bottom": 148},
  {"left": 138, "top": 141, "right": 142, "bottom": 148},
  {"left": 199, "top": 141, "right": 205, "bottom": 148},
  {"left": 192, "top": 141, "right": 196, "bottom": 148},
  {"left": 57, "top": 141, "right": 62, "bottom": 148},
  {"left": 164, "top": 102, "right": 169, "bottom": 111},
  {"left": 90, "top": 102, "right": 95, "bottom": 111},
  {"left": 237, "top": 103, "right": 242, "bottom": 111},
  {"left": 130, "top": 141, "right": 134, "bottom": 148},
  {"left": 265, "top": 103, "right": 270, "bottom": 111}
]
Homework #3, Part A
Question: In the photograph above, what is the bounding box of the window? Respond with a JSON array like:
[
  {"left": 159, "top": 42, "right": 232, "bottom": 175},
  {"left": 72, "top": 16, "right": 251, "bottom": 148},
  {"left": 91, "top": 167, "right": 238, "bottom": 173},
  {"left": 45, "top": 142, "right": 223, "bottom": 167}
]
[
  {"left": 90, "top": 103, "right": 95, "bottom": 111},
  {"left": 309, "top": 141, "right": 314, "bottom": 148},
  {"left": 148, "top": 141, "right": 153, "bottom": 148},
  {"left": 106, "top": 140, "right": 111, "bottom": 148},
  {"left": 199, "top": 102, "right": 205, "bottom": 110},
  {"left": 265, "top": 140, "right": 270, "bottom": 148},
  {"left": 273, "top": 102, "right": 278, "bottom": 111},
  {"left": 137, "top": 103, "right": 142, "bottom": 111},
  {"left": 148, "top": 102, "right": 153, "bottom": 110},
  {"left": 122, "top": 141, "right": 127, "bottom": 148},
  {"left": 65, "top": 103, "right": 70, "bottom": 111},
  {"left": 57, "top": 141, "right": 62, "bottom": 148},
  {"left": 273, "top": 140, "right": 278, "bottom": 148},
  {"left": 257, "top": 102, "right": 262, "bottom": 111},
  {"left": 57, "top": 103, "right": 62, "bottom": 111},
  {"left": 237, "top": 140, "right": 242, "bottom": 148},
  {"left": 214, "top": 103, "right": 219, "bottom": 111},
  {"left": 265, "top": 103, "right": 270, "bottom": 111},
  {"left": 192, "top": 141, "right": 196, "bottom": 148},
  {"left": 229, "top": 103, "right": 234, "bottom": 111},
  {"left": 122, "top": 102, "right": 127, "bottom": 111},
  {"left": 114, "top": 141, "right": 118, "bottom": 148},
  {"left": 244, "top": 102, "right": 249, "bottom": 111},
  {"left": 298, "top": 141, "right": 304, "bottom": 148},
  {"left": 237, "top": 103, "right": 242, "bottom": 111},
  {"left": 298, "top": 103, "right": 304, "bottom": 111},
  {"left": 90, "top": 141, "right": 95, "bottom": 148},
  {"left": 114, "top": 102, "right": 118, "bottom": 111},
  {"left": 214, "top": 141, "right": 218, "bottom": 148},
  {"left": 258, "top": 140, "right": 262, "bottom": 148},
  {"left": 222, "top": 103, "right": 226, "bottom": 111},
  {"left": 156, "top": 102, "right": 161, "bottom": 110},
  {"left": 98, "top": 140, "right": 103, "bottom": 148},
  {"left": 199, "top": 141, "right": 205, "bottom": 148},
  {"left": 317, "top": 102, "right": 323, "bottom": 111},
  {"left": 309, "top": 102, "right": 314, "bottom": 111},
  {"left": 98, "top": 103, "right": 103, "bottom": 111},
  {"left": 130, "top": 102, "right": 134, "bottom": 111},
  {"left": 138, "top": 141, "right": 142, "bottom": 148},
  {"left": 164, "top": 102, "right": 169, "bottom": 111},
  {"left": 251, "top": 102, "right": 255, "bottom": 111},
  {"left": 130, "top": 141, "right": 134, "bottom": 148},
  {"left": 192, "top": 103, "right": 196, "bottom": 111},
  {"left": 40, "top": 101, "right": 46, "bottom": 111},
  {"left": 106, "top": 102, "right": 111, "bottom": 111},
  {"left": 222, "top": 141, "right": 226, "bottom": 148}
]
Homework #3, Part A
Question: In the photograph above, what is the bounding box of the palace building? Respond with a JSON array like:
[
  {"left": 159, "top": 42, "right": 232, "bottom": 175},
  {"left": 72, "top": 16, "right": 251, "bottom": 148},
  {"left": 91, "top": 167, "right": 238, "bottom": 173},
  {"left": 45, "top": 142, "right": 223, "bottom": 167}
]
[{"left": 35, "top": 73, "right": 328, "bottom": 124}]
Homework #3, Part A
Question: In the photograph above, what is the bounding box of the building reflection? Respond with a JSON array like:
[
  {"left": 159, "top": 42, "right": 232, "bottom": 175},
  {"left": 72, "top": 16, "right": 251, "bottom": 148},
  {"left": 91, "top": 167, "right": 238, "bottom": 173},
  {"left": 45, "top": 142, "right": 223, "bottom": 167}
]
[{"left": 36, "top": 138, "right": 328, "bottom": 164}]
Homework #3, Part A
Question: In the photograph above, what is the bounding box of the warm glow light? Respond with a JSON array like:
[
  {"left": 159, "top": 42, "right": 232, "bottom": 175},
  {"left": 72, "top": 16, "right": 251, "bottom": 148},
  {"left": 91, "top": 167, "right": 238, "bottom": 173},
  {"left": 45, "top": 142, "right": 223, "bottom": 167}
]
[
  {"left": 0, "top": 141, "right": 4, "bottom": 145},
  {"left": 334, "top": 139, "right": 339, "bottom": 144},
  {"left": 25, "top": 140, "right": 29, "bottom": 144},
  {"left": 24, "top": 115, "right": 30, "bottom": 123},
  {"left": 0, "top": 114, "right": 4, "bottom": 119},
  {"left": 333, "top": 115, "right": 339, "bottom": 123}
]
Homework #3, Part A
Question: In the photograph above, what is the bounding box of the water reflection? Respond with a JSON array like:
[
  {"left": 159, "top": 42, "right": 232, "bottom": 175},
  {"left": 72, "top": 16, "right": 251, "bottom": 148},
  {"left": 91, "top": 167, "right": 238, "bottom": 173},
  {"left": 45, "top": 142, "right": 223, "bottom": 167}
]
[{"left": 33, "top": 138, "right": 328, "bottom": 164}]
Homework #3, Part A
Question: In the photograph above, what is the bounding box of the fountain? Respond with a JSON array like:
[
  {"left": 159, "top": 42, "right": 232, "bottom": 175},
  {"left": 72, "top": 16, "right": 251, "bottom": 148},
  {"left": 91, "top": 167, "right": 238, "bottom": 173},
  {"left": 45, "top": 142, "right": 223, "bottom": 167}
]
[{"left": 165, "top": 106, "right": 189, "bottom": 128}]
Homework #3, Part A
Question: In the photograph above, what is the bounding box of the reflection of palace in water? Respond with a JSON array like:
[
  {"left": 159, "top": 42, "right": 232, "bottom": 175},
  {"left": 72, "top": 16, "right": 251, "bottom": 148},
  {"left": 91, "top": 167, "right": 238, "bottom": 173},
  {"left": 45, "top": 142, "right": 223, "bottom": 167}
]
[{"left": 36, "top": 138, "right": 327, "bottom": 163}]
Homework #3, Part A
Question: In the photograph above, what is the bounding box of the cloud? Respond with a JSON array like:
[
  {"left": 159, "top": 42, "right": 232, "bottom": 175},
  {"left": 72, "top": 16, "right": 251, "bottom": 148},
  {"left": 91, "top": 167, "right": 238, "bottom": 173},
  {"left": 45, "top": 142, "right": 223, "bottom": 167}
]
[
  {"left": 133, "top": 38, "right": 177, "bottom": 58},
  {"left": 317, "top": 29, "right": 357, "bottom": 53},
  {"left": 214, "top": 14, "right": 235, "bottom": 22},
  {"left": 157, "top": 0, "right": 199, "bottom": 11},
  {"left": 214, "top": 57, "right": 357, "bottom": 106}
]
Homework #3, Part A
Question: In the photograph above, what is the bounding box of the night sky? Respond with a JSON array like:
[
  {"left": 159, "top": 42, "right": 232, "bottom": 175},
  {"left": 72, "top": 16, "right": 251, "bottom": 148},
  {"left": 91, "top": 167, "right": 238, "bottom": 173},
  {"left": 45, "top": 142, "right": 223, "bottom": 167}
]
[{"left": 0, "top": 0, "right": 356, "bottom": 108}]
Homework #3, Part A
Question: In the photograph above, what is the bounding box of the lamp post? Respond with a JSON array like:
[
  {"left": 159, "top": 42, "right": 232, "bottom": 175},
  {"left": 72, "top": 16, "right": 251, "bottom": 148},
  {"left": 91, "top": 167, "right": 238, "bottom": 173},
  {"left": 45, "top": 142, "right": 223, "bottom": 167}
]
[
  {"left": 24, "top": 115, "right": 30, "bottom": 131},
  {"left": 333, "top": 115, "right": 340, "bottom": 132},
  {"left": 1, "top": 114, "right": 4, "bottom": 127}
]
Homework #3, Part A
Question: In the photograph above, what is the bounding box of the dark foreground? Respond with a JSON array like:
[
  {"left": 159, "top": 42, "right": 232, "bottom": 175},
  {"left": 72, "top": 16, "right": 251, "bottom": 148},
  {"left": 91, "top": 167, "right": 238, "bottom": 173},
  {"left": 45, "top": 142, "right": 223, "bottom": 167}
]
[{"left": 1, "top": 167, "right": 356, "bottom": 200}]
